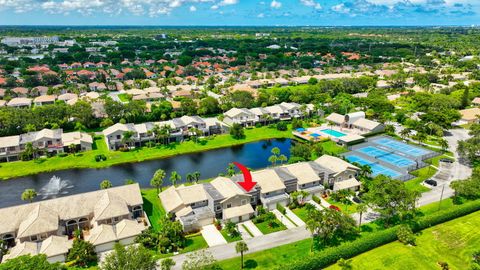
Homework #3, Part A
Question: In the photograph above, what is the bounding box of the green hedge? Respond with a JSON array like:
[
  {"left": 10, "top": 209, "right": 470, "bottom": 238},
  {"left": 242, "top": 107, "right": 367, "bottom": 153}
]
[
  {"left": 312, "top": 195, "right": 321, "bottom": 205},
  {"left": 276, "top": 203, "right": 287, "bottom": 215},
  {"left": 276, "top": 199, "right": 480, "bottom": 270}
]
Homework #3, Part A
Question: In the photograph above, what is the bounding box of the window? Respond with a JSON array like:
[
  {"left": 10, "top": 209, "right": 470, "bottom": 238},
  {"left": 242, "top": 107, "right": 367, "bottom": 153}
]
[
  {"left": 226, "top": 203, "right": 232, "bottom": 208},
  {"left": 116, "top": 135, "right": 121, "bottom": 139},
  {"left": 31, "top": 235, "right": 38, "bottom": 241},
  {"left": 349, "top": 175, "right": 353, "bottom": 179},
  {"left": 250, "top": 197, "right": 255, "bottom": 202},
  {"left": 337, "top": 177, "right": 342, "bottom": 181},
  {"left": 241, "top": 199, "right": 247, "bottom": 205},
  {"left": 215, "top": 205, "right": 221, "bottom": 211}
]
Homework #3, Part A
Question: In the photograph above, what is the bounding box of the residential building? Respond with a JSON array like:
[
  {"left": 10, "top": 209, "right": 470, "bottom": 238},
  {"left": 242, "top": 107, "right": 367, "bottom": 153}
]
[
  {"left": 314, "top": 155, "right": 361, "bottom": 191},
  {"left": 0, "top": 184, "right": 147, "bottom": 262},
  {"left": 0, "top": 129, "right": 93, "bottom": 162},
  {"left": 459, "top": 107, "right": 480, "bottom": 124}
]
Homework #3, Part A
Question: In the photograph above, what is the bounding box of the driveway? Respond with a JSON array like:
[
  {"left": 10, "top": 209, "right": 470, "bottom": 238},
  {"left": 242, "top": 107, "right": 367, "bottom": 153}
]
[
  {"left": 240, "top": 220, "right": 263, "bottom": 237},
  {"left": 272, "top": 209, "right": 296, "bottom": 229},
  {"left": 201, "top": 225, "right": 227, "bottom": 247}
]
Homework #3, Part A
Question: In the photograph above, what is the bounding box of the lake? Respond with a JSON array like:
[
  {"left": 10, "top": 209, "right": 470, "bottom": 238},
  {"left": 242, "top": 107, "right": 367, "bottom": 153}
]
[{"left": 0, "top": 138, "right": 292, "bottom": 208}]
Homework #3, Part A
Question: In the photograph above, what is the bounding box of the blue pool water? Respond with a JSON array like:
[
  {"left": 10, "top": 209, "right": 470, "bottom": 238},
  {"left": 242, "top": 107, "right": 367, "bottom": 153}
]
[
  {"left": 357, "top": 146, "right": 415, "bottom": 167},
  {"left": 320, "top": 129, "right": 346, "bottom": 138},
  {"left": 345, "top": 155, "right": 401, "bottom": 178},
  {"left": 373, "top": 138, "right": 428, "bottom": 157}
]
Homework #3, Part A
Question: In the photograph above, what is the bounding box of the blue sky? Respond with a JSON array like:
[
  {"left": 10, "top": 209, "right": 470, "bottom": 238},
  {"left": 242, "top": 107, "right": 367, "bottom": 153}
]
[{"left": 0, "top": 0, "right": 478, "bottom": 26}]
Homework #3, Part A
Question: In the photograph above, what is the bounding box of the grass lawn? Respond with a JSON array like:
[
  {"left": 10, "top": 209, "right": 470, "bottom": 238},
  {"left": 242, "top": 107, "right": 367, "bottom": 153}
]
[
  {"left": 326, "top": 198, "right": 358, "bottom": 214},
  {"left": 320, "top": 140, "right": 347, "bottom": 156},
  {"left": 154, "top": 233, "right": 209, "bottom": 260},
  {"left": 117, "top": 93, "right": 131, "bottom": 102},
  {"left": 405, "top": 153, "right": 454, "bottom": 194},
  {"left": 221, "top": 229, "right": 242, "bottom": 243},
  {"left": 325, "top": 210, "right": 480, "bottom": 270},
  {"left": 141, "top": 188, "right": 166, "bottom": 232},
  {"left": 254, "top": 218, "right": 287, "bottom": 234},
  {"left": 0, "top": 126, "right": 295, "bottom": 180},
  {"left": 218, "top": 200, "right": 480, "bottom": 270},
  {"left": 291, "top": 206, "right": 309, "bottom": 222}
]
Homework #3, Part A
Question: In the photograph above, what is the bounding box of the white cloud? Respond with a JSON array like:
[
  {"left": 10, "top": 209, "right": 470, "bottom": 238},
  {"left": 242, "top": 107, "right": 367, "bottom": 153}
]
[
  {"left": 300, "top": 0, "right": 321, "bottom": 10},
  {"left": 210, "top": 4, "right": 219, "bottom": 9},
  {"left": 331, "top": 3, "right": 350, "bottom": 14},
  {"left": 257, "top": 13, "right": 265, "bottom": 18},
  {"left": 270, "top": 0, "right": 282, "bottom": 9},
  {"left": 219, "top": 0, "right": 238, "bottom": 5},
  {"left": 189, "top": 5, "right": 197, "bottom": 11}
]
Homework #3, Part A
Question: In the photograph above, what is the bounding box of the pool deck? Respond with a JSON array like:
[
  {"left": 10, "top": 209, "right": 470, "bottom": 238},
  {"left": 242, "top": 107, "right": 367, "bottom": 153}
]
[{"left": 292, "top": 124, "right": 366, "bottom": 143}]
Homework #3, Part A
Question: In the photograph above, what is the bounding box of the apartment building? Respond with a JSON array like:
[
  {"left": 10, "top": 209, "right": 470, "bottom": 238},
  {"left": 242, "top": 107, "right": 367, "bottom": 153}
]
[
  {"left": 159, "top": 155, "right": 358, "bottom": 232},
  {"left": 0, "top": 129, "right": 93, "bottom": 163},
  {"left": 0, "top": 184, "right": 148, "bottom": 263}
]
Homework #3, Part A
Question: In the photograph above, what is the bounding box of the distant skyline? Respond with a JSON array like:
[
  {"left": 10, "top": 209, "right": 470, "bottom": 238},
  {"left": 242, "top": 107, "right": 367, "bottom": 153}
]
[{"left": 0, "top": 0, "right": 479, "bottom": 26}]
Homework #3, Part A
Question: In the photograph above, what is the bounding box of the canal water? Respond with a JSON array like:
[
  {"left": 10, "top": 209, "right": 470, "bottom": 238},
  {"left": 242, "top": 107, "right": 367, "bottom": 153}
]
[{"left": 0, "top": 138, "right": 292, "bottom": 208}]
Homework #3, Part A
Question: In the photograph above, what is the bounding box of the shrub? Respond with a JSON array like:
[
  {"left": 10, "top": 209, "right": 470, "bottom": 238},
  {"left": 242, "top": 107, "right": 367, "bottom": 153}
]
[
  {"left": 58, "top": 153, "right": 68, "bottom": 157},
  {"left": 312, "top": 195, "right": 322, "bottom": 204},
  {"left": 94, "top": 154, "right": 107, "bottom": 162},
  {"left": 275, "top": 199, "right": 480, "bottom": 270},
  {"left": 396, "top": 225, "right": 416, "bottom": 246},
  {"left": 276, "top": 121, "right": 288, "bottom": 131}
]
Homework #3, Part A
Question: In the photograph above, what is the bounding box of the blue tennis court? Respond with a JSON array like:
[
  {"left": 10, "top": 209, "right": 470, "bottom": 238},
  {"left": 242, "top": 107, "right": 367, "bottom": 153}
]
[
  {"left": 345, "top": 155, "right": 401, "bottom": 178},
  {"left": 373, "top": 138, "right": 428, "bottom": 157},
  {"left": 357, "top": 146, "right": 415, "bottom": 167}
]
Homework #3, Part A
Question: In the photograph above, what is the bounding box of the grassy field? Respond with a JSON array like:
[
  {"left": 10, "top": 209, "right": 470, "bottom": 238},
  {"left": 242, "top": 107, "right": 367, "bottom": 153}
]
[
  {"left": 291, "top": 206, "right": 309, "bottom": 222},
  {"left": 0, "top": 126, "right": 295, "bottom": 180},
  {"left": 405, "top": 153, "right": 453, "bottom": 194},
  {"left": 326, "top": 198, "right": 358, "bottom": 214},
  {"left": 218, "top": 199, "right": 480, "bottom": 270},
  {"left": 326, "top": 210, "right": 480, "bottom": 270}
]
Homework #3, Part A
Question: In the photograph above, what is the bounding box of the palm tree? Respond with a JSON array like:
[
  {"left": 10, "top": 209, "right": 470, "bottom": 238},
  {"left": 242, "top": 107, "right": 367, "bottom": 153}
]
[
  {"left": 151, "top": 169, "right": 166, "bottom": 194},
  {"left": 193, "top": 171, "right": 201, "bottom": 183},
  {"left": 400, "top": 128, "right": 411, "bottom": 141},
  {"left": 356, "top": 203, "right": 368, "bottom": 227},
  {"left": 69, "top": 143, "right": 77, "bottom": 155},
  {"left": 170, "top": 171, "right": 181, "bottom": 187},
  {"left": 271, "top": 147, "right": 280, "bottom": 156},
  {"left": 278, "top": 154, "right": 287, "bottom": 164},
  {"left": 439, "top": 138, "right": 449, "bottom": 152},
  {"left": 337, "top": 258, "right": 353, "bottom": 270},
  {"left": 235, "top": 241, "right": 249, "bottom": 269},
  {"left": 226, "top": 163, "right": 236, "bottom": 177},
  {"left": 360, "top": 165, "right": 373, "bottom": 178},
  {"left": 121, "top": 131, "right": 135, "bottom": 148},
  {"left": 268, "top": 155, "right": 278, "bottom": 166},
  {"left": 100, "top": 179, "right": 113, "bottom": 189},
  {"left": 186, "top": 173, "right": 194, "bottom": 184},
  {"left": 21, "top": 189, "right": 37, "bottom": 203}
]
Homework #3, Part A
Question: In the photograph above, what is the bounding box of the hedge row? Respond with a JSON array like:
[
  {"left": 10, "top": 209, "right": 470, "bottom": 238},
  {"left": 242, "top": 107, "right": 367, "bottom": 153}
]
[{"left": 276, "top": 199, "right": 480, "bottom": 270}]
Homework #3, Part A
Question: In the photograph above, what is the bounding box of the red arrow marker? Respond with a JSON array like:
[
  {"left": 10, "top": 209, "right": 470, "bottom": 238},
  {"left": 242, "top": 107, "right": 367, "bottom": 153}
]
[{"left": 233, "top": 162, "right": 257, "bottom": 192}]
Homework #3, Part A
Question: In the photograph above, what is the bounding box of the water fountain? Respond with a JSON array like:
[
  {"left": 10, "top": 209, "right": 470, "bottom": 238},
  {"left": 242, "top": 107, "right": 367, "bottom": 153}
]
[{"left": 39, "top": 175, "right": 74, "bottom": 199}]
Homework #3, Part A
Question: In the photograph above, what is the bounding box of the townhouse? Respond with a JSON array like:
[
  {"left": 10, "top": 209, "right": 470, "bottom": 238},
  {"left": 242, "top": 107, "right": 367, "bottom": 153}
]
[
  {"left": 0, "top": 129, "right": 93, "bottom": 163},
  {"left": 159, "top": 155, "right": 358, "bottom": 232},
  {"left": 223, "top": 102, "right": 318, "bottom": 127},
  {"left": 103, "top": 116, "right": 229, "bottom": 150},
  {"left": 325, "top": 111, "right": 385, "bottom": 135},
  {"left": 0, "top": 184, "right": 148, "bottom": 263}
]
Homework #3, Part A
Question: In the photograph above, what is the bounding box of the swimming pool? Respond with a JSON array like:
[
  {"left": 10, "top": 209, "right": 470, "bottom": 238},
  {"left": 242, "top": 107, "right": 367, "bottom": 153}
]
[
  {"left": 320, "top": 129, "right": 346, "bottom": 138},
  {"left": 357, "top": 146, "right": 416, "bottom": 167},
  {"left": 345, "top": 155, "right": 401, "bottom": 178},
  {"left": 373, "top": 138, "right": 428, "bottom": 157}
]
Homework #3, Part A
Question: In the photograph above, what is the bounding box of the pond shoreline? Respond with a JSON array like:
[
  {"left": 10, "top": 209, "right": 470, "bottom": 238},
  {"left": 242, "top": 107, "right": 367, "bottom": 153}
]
[{"left": 0, "top": 126, "right": 294, "bottom": 181}]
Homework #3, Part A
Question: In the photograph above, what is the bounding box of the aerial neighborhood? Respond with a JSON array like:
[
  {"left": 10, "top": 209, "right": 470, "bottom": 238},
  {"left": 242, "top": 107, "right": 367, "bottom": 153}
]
[{"left": 0, "top": 24, "right": 479, "bottom": 270}]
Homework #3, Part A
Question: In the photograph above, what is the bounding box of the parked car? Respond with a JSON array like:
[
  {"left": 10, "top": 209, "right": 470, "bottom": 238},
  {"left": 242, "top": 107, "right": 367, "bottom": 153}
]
[
  {"left": 440, "top": 158, "right": 454, "bottom": 163},
  {"left": 425, "top": 179, "right": 437, "bottom": 186},
  {"left": 352, "top": 196, "right": 363, "bottom": 204}
]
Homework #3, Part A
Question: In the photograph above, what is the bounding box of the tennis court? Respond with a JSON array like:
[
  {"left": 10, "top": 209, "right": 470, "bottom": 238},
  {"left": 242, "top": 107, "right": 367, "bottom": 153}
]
[
  {"left": 357, "top": 146, "right": 416, "bottom": 167},
  {"left": 373, "top": 138, "right": 428, "bottom": 157},
  {"left": 345, "top": 155, "right": 402, "bottom": 178}
]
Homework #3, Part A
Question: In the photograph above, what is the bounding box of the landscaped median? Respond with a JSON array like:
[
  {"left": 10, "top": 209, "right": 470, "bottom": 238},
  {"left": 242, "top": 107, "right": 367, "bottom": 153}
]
[
  {"left": 0, "top": 126, "right": 295, "bottom": 180},
  {"left": 217, "top": 199, "right": 480, "bottom": 270}
]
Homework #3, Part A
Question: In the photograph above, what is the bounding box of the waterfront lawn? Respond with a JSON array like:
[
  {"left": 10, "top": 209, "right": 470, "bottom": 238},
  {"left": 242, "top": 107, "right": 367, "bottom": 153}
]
[
  {"left": 254, "top": 218, "right": 287, "bottom": 234},
  {"left": 141, "top": 188, "right": 165, "bottom": 232},
  {"left": 325, "top": 210, "right": 480, "bottom": 270},
  {"left": 319, "top": 140, "right": 347, "bottom": 156},
  {"left": 221, "top": 229, "right": 242, "bottom": 243},
  {"left": 0, "top": 125, "right": 294, "bottom": 180}
]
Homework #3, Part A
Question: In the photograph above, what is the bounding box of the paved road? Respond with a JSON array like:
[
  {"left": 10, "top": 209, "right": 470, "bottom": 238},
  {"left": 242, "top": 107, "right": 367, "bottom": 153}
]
[{"left": 163, "top": 128, "right": 473, "bottom": 269}]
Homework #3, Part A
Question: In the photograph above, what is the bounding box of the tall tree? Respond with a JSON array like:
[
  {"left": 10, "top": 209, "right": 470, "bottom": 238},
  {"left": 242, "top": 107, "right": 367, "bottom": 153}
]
[
  {"left": 151, "top": 169, "right": 166, "bottom": 194},
  {"left": 235, "top": 241, "right": 249, "bottom": 269},
  {"left": 21, "top": 189, "right": 37, "bottom": 203},
  {"left": 101, "top": 243, "right": 156, "bottom": 270},
  {"left": 67, "top": 239, "right": 97, "bottom": 267},
  {"left": 170, "top": 171, "right": 181, "bottom": 187}
]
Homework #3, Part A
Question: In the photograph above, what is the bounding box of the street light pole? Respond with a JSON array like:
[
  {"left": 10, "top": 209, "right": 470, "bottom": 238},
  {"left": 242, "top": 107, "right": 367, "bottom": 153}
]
[{"left": 438, "top": 184, "right": 445, "bottom": 211}]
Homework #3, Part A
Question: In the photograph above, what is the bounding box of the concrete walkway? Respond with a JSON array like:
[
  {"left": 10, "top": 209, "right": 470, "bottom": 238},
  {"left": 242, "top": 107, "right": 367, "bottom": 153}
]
[
  {"left": 240, "top": 220, "right": 263, "bottom": 237},
  {"left": 272, "top": 209, "right": 296, "bottom": 229},
  {"left": 320, "top": 198, "right": 331, "bottom": 208},
  {"left": 307, "top": 200, "right": 323, "bottom": 210},
  {"left": 201, "top": 225, "right": 227, "bottom": 247},
  {"left": 237, "top": 223, "right": 253, "bottom": 239},
  {"left": 285, "top": 207, "right": 306, "bottom": 226}
]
